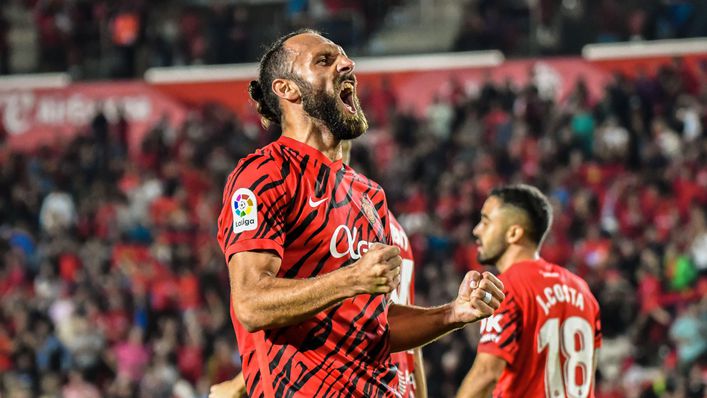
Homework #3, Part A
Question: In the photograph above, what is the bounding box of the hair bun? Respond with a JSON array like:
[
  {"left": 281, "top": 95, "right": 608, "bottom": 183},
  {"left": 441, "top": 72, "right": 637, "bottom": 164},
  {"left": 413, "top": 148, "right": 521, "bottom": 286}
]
[
  {"left": 248, "top": 80, "right": 278, "bottom": 128},
  {"left": 248, "top": 80, "right": 263, "bottom": 102}
]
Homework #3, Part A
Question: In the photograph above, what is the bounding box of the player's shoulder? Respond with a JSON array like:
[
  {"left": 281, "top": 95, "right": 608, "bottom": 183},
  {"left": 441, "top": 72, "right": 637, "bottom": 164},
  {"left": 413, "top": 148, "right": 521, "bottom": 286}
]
[
  {"left": 344, "top": 164, "right": 385, "bottom": 191},
  {"left": 225, "top": 140, "right": 305, "bottom": 196},
  {"left": 500, "top": 259, "right": 543, "bottom": 282},
  {"left": 501, "top": 259, "right": 568, "bottom": 290},
  {"left": 232, "top": 141, "right": 286, "bottom": 176},
  {"left": 555, "top": 264, "right": 594, "bottom": 292},
  {"left": 570, "top": 275, "right": 599, "bottom": 312},
  {"left": 220, "top": 142, "right": 295, "bottom": 206},
  {"left": 366, "top": 174, "right": 385, "bottom": 192},
  {"left": 548, "top": 262, "right": 600, "bottom": 309}
]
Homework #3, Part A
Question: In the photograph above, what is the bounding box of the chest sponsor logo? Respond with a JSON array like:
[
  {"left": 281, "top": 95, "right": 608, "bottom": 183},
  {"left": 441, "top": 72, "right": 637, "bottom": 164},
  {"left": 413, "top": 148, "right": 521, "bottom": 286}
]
[
  {"left": 231, "top": 188, "right": 258, "bottom": 233},
  {"left": 479, "top": 314, "right": 503, "bottom": 344},
  {"left": 330, "top": 225, "right": 372, "bottom": 260}
]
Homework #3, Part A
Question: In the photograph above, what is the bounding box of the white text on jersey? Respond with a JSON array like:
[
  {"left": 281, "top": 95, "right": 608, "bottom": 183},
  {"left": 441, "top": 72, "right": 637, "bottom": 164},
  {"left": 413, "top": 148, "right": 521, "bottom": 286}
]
[
  {"left": 389, "top": 222, "right": 409, "bottom": 251},
  {"left": 535, "top": 283, "right": 585, "bottom": 316},
  {"left": 330, "top": 225, "right": 371, "bottom": 260},
  {"left": 479, "top": 314, "right": 504, "bottom": 343}
]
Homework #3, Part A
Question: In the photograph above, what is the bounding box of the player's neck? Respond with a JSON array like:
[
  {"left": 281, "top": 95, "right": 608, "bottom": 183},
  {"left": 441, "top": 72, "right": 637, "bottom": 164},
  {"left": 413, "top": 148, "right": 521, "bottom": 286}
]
[
  {"left": 282, "top": 115, "right": 342, "bottom": 162},
  {"left": 497, "top": 246, "right": 539, "bottom": 274}
]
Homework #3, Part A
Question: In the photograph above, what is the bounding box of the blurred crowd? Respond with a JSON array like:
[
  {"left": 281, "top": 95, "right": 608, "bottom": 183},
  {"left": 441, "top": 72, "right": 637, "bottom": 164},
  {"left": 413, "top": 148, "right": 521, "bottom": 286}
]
[
  {"left": 3, "top": 0, "right": 707, "bottom": 79},
  {"left": 0, "top": 0, "right": 397, "bottom": 78},
  {"left": 453, "top": 0, "right": 707, "bottom": 56},
  {"left": 1, "top": 57, "right": 707, "bottom": 398}
]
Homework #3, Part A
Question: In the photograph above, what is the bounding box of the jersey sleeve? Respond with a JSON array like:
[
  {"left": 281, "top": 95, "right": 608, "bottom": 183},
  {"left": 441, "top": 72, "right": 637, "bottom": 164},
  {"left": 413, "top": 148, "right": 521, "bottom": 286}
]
[
  {"left": 477, "top": 292, "right": 522, "bottom": 365},
  {"left": 593, "top": 302, "right": 602, "bottom": 349},
  {"left": 217, "top": 154, "right": 289, "bottom": 263}
]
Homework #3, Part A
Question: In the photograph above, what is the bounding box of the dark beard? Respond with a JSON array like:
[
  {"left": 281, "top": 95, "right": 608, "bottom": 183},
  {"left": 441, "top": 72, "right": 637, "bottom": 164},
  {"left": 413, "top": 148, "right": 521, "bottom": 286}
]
[
  {"left": 296, "top": 77, "right": 368, "bottom": 140},
  {"left": 477, "top": 250, "right": 503, "bottom": 266},
  {"left": 476, "top": 241, "right": 508, "bottom": 266}
]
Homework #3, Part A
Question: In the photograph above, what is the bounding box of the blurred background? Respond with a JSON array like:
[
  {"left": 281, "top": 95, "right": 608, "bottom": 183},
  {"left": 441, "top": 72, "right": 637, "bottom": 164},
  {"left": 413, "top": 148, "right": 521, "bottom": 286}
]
[
  {"left": 0, "top": 0, "right": 706, "bottom": 397},
  {"left": 1, "top": 0, "right": 707, "bottom": 78}
]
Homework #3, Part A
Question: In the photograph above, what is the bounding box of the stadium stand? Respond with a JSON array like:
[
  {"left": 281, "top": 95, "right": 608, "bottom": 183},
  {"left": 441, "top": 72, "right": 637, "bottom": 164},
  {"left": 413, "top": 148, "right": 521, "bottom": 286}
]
[
  {"left": 1, "top": 0, "right": 707, "bottom": 77},
  {"left": 1, "top": 0, "right": 399, "bottom": 78}
]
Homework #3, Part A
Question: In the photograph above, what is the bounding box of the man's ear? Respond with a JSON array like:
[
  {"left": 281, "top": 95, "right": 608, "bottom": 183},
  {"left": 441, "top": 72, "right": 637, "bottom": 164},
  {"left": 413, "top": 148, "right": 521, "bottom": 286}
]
[
  {"left": 272, "top": 78, "right": 301, "bottom": 102},
  {"left": 506, "top": 224, "right": 525, "bottom": 244}
]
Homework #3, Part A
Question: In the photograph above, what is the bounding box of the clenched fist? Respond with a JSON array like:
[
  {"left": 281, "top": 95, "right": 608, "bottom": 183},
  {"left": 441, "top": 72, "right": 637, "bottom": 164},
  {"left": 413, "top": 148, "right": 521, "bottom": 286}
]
[
  {"left": 450, "top": 271, "right": 505, "bottom": 325},
  {"left": 346, "top": 243, "right": 402, "bottom": 295}
]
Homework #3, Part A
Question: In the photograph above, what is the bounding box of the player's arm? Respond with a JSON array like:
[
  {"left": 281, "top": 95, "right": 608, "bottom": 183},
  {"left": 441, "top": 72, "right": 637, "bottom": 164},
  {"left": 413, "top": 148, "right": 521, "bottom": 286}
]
[
  {"left": 209, "top": 372, "right": 246, "bottom": 398},
  {"left": 230, "top": 244, "right": 402, "bottom": 332},
  {"left": 455, "top": 353, "right": 506, "bottom": 398},
  {"left": 387, "top": 272, "right": 505, "bottom": 352},
  {"left": 413, "top": 347, "right": 427, "bottom": 398}
]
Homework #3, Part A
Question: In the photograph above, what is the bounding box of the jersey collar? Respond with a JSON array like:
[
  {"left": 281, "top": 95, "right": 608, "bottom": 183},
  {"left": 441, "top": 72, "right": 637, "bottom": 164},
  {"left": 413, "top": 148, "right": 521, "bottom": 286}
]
[
  {"left": 514, "top": 258, "right": 550, "bottom": 270},
  {"left": 504, "top": 257, "right": 550, "bottom": 274},
  {"left": 277, "top": 136, "right": 344, "bottom": 169}
]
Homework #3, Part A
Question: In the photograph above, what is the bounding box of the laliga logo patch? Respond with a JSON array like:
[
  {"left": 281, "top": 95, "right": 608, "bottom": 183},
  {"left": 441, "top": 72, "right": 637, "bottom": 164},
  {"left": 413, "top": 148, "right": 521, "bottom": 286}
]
[{"left": 232, "top": 188, "right": 258, "bottom": 233}]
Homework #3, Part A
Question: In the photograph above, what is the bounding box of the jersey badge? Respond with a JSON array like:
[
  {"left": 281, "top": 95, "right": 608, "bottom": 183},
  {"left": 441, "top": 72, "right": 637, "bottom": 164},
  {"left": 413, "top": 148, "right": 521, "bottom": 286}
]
[{"left": 232, "top": 188, "right": 258, "bottom": 233}]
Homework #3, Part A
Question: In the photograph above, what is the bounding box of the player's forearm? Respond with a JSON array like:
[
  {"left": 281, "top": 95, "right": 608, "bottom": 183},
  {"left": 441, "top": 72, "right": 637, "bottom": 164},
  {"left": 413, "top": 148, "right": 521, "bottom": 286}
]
[
  {"left": 209, "top": 373, "right": 246, "bottom": 398},
  {"left": 387, "top": 303, "right": 463, "bottom": 352},
  {"left": 413, "top": 347, "right": 427, "bottom": 398},
  {"left": 234, "top": 268, "right": 357, "bottom": 332},
  {"left": 456, "top": 368, "right": 497, "bottom": 398},
  {"left": 456, "top": 354, "right": 504, "bottom": 398}
]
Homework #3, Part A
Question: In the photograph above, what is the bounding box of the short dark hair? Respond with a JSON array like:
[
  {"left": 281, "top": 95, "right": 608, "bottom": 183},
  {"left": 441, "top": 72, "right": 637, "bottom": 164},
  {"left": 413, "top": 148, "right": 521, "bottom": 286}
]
[
  {"left": 490, "top": 184, "right": 553, "bottom": 246},
  {"left": 248, "top": 29, "right": 320, "bottom": 127}
]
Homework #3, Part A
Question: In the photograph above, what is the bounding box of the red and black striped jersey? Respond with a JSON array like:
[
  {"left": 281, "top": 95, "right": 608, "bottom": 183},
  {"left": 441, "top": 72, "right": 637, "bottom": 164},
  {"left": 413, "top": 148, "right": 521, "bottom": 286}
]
[
  {"left": 388, "top": 213, "right": 418, "bottom": 398},
  {"left": 217, "top": 136, "right": 399, "bottom": 398}
]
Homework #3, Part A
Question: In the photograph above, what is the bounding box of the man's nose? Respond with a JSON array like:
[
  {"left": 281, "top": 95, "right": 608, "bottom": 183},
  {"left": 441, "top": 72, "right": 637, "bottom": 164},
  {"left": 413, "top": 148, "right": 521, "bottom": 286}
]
[
  {"left": 472, "top": 225, "right": 480, "bottom": 238},
  {"left": 337, "top": 55, "right": 355, "bottom": 74}
]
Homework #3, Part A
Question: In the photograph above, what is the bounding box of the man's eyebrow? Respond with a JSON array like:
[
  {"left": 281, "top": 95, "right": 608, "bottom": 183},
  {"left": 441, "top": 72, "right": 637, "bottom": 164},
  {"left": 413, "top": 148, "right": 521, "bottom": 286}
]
[
  {"left": 318, "top": 45, "right": 344, "bottom": 56},
  {"left": 314, "top": 49, "right": 336, "bottom": 57}
]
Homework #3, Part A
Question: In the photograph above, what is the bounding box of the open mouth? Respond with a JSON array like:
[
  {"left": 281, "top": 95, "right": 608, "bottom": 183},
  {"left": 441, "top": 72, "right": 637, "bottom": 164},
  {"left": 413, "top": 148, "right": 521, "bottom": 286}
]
[{"left": 339, "top": 81, "right": 356, "bottom": 114}]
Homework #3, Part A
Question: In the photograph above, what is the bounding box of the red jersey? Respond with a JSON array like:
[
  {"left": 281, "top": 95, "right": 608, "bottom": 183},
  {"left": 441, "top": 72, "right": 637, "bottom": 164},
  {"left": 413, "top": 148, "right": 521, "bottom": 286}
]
[
  {"left": 478, "top": 259, "right": 602, "bottom": 398},
  {"left": 217, "top": 136, "right": 399, "bottom": 398},
  {"left": 388, "top": 214, "right": 417, "bottom": 398}
]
